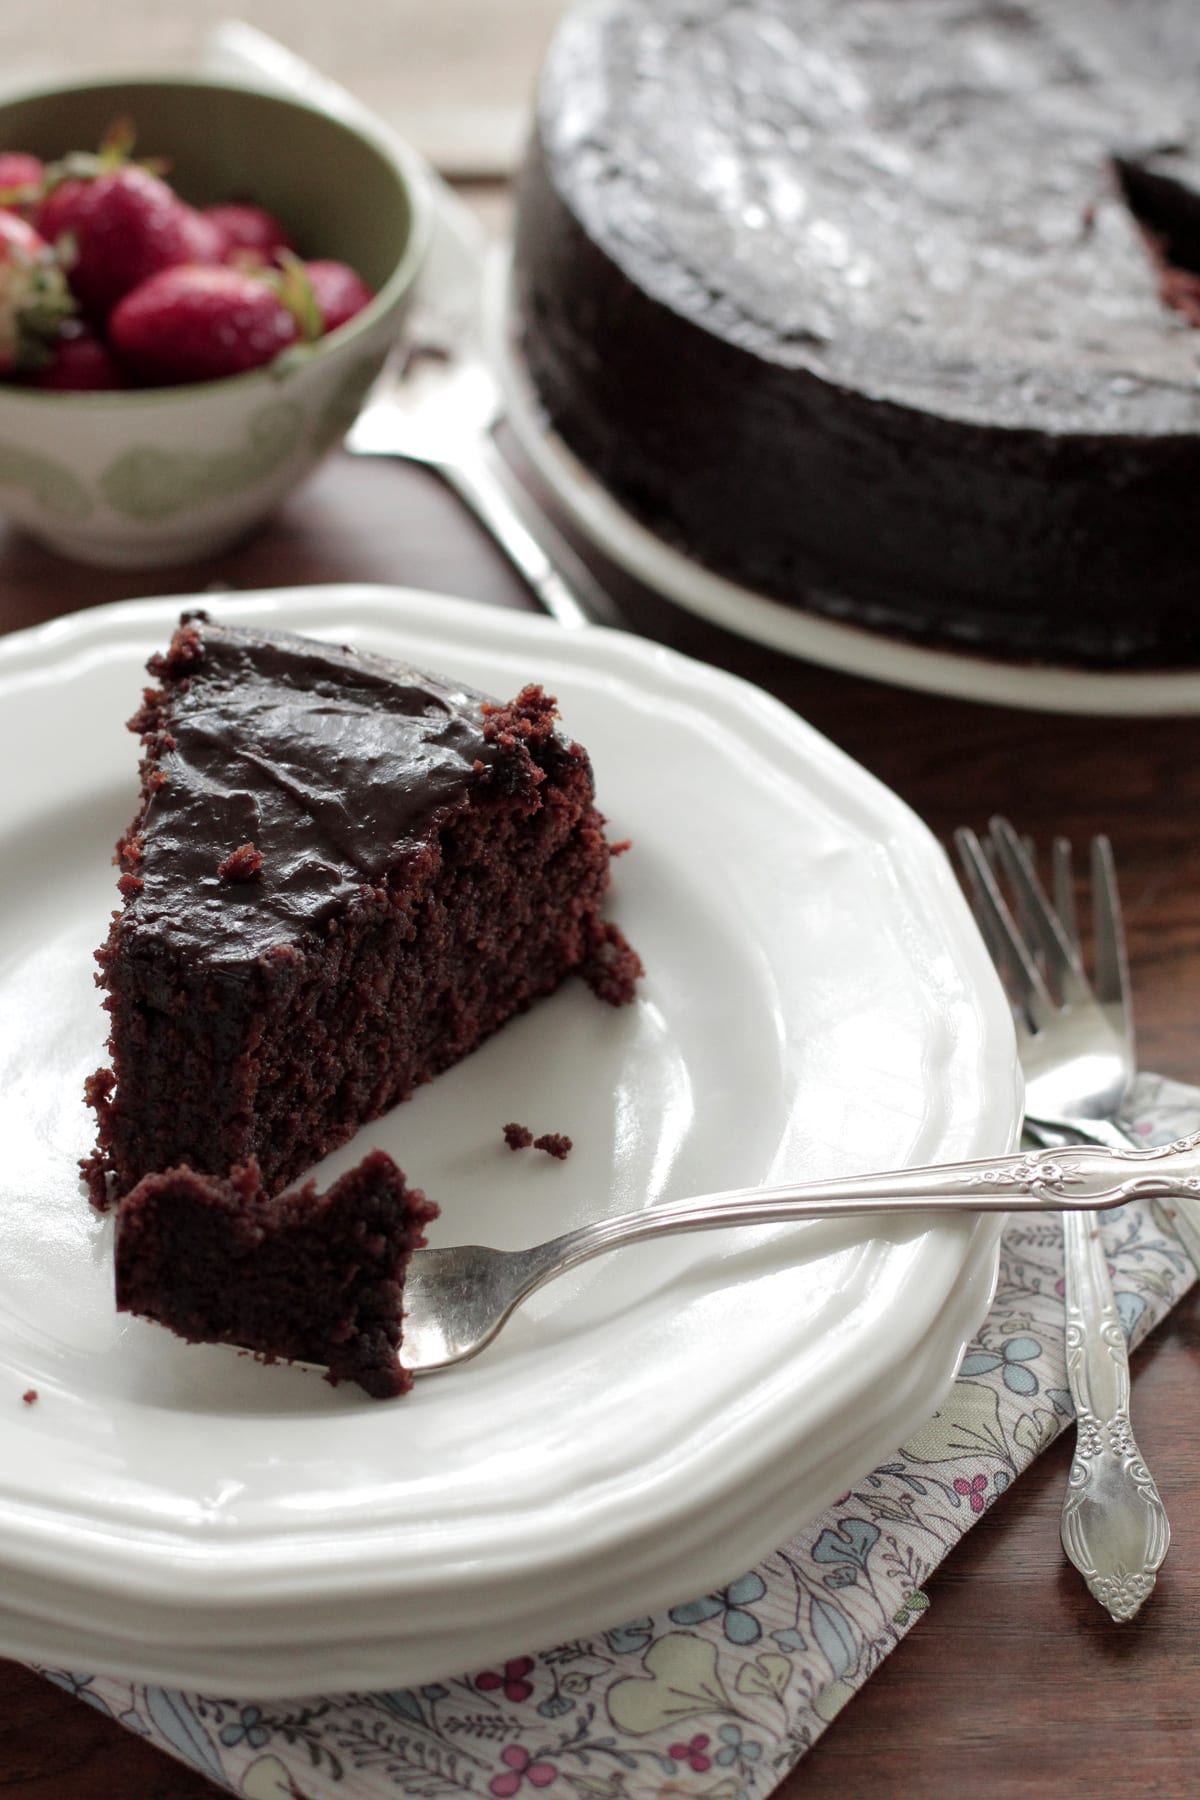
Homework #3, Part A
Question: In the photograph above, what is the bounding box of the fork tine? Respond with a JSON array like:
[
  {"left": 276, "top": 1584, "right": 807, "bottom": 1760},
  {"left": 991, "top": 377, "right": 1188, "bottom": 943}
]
[
  {"left": 1090, "top": 834, "right": 1137, "bottom": 1063},
  {"left": 1010, "top": 828, "right": 1054, "bottom": 986},
  {"left": 1051, "top": 836, "right": 1081, "bottom": 955},
  {"left": 954, "top": 826, "right": 1056, "bottom": 1031},
  {"left": 988, "top": 816, "right": 1091, "bottom": 1006}
]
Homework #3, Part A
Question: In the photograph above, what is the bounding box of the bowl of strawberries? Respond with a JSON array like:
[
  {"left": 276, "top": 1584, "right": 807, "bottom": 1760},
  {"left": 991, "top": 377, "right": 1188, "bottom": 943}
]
[{"left": 0, "top": 74, "right": 428, "bottom": 565}]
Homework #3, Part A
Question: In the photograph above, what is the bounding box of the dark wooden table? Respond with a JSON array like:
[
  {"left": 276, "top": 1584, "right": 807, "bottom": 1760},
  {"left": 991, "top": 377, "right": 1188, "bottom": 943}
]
[{"left": 2, "top": 449, "right": 1200, "bottom": 1798}]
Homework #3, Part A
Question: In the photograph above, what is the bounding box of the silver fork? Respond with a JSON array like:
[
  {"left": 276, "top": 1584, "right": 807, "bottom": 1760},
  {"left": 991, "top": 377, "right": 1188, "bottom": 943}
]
[
  {"left": 217, "top": 1137, "right": 1200, "bottom": 1414},
  {"left": 1016, "top": 830, "right": 1200, "bottom": 1270},
  {"left": 343, "top": 229, "right": 623, "bottom": 630},
  {"left": 207, "top": 19, "right": 618, "bottom": 632},
  {"left": 957, "top": 819, "right": 1171, "bottom": 1621},
  {"left": 392, "top": 1134, "right": 1200, "bottom": 1373},
  {"left": 966, "top": 820, "right": 1200, "bottom": 1268},
  {"left": 347, "top": 341, "right": 623, "bottom": 631}
]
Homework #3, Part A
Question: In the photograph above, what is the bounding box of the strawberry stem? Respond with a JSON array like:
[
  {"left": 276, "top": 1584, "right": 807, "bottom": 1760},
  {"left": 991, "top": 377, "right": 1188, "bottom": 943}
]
[
  {"left": 40, "top": 119, "right": 171, "bottom": 196},
  {"left": 98, "top": 115, "right": 138, "bottom": 167},
  {"left": 273, "top": 250, "right": 325, "bottom": 344}
]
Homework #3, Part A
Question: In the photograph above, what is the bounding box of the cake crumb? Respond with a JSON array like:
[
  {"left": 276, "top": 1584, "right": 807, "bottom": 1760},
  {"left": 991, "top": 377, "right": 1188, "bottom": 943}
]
[
  {"left": 580, "top": 917, "right": 643, "bottom": 1006},
  {"left": 21, "top": 1389, "right": 37, "bottom": 1405},
  {"left": 217, "top": 842, "right": 264, "bottom": 882},
  {"left": 503, "top": 1123, "right": 572, "bottom": 1158}
]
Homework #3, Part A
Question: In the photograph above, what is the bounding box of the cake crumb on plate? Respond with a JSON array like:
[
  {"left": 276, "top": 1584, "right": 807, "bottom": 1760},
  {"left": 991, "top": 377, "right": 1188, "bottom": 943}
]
[{"left": 503, "top": 1123, "right": 572, "bottom": 1159}]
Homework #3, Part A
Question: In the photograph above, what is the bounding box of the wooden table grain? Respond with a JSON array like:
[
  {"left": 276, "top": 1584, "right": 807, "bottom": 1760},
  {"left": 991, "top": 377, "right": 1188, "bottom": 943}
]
[{"left": 2, "top": 447, "right": 1200, "bottom": 1799}]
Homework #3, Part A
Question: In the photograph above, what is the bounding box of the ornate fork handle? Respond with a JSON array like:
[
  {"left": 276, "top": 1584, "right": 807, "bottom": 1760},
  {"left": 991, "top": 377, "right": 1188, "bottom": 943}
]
[
  {"left": 509, "top": 1132, "right": 1200, "bottom": 1301},
  {"left": 1059, "top": 1208, "right": 1169, "bottom": 1620},
  {"left": 1027, "top": 1118, "right": 1178, "bottom": 1618},
  {"left": 1034, "top": 1108, "right": 1200, "bottom": 1276},
  {"left": 405, "top": 1134, "right": 1200, "bottom": 1375},
  {"left": 543, "top": 1132, "right": 1200, "bottom": 1268}
]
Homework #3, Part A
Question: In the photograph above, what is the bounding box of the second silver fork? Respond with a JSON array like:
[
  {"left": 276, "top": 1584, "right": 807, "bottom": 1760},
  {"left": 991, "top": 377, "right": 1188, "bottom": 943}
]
[
  {"left": 957, "top": 819, "right": 1170, "bottom": 1622},
  {"left": 344, "top": 215, "right": 623, "bottom": 630}
]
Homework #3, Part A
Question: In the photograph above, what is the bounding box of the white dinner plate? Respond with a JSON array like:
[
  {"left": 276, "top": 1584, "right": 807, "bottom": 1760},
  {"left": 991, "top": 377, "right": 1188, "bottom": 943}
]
[
  {"left": 0, "top": 584, "right": 1019, "bottom": 1693},
  {"left": 493, "top": 269, "right": 1200, "bottom": 719}
]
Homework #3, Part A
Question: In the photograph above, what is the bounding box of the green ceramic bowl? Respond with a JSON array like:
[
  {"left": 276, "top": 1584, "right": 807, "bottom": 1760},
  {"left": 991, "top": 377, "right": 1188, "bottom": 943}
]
[{"left": 0, "top": 75, "right": 429, "bottom": 566}]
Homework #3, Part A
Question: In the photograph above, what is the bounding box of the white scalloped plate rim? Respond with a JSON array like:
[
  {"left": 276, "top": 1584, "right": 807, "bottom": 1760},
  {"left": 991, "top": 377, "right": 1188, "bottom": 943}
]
[
  {"left": 0, "top": 584, "right": 1018, "bottom": 1689},
  {"left": 0, "top": 1218, "right": 1005, "bottom": 1696}
]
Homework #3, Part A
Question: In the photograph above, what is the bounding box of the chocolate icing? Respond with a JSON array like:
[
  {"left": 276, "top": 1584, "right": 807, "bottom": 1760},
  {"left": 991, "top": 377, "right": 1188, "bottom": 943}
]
[
  {"left": 86, "top": 614, "right": 637, "bottom": 1210},
  {"left": 514, "top": 0, "right": 1200, "bottom": 663},
  {"left": 534, "top": 0, "right": 1200, "bottom": 430},
  {"left": 126, "top": 617, "right": 504, "bottom": 967}
]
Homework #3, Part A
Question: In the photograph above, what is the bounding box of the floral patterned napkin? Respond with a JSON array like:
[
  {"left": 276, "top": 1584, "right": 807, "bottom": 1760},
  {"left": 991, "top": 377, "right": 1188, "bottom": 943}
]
[{"left": 37, "top": 1073, "right": 1199, "bottom": 1800}]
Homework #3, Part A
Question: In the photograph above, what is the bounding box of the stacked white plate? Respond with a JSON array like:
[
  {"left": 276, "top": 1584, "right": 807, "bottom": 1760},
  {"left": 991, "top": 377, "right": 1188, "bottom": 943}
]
[{"left": 0, "top": 586, "right": 1019, "bottom": 1694}]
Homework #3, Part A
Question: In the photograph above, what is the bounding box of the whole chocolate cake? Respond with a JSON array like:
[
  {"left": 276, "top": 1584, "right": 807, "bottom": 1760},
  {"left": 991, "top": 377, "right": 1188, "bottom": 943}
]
[
  {"left": 85, "top": 614, "right": 641, "bottom": 1212},
  {"left": 513, "top": 0, "right": 1200, "bottom": 664}
]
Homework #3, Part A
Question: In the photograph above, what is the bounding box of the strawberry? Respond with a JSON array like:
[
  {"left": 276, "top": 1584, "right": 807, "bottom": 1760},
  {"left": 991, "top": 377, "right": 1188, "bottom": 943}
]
[
  {"left": 108, "top": 264, "right": 301, "bottom": 384},
  {"left": 203, "top": 201, "right": 294, "bottom": 265},
  {"left": 35, "top": 166, "right": 224, "bottom": 318},
  {"left": 0, "top": 211, "right": 76, "bottom": 376},
  {"left": 0, "top": 152, "right": 46, "bottom": 213},
  {"left": 303, "top": 259, "right": 374, "bottom": 332},
  {"left": 31, "top": 322, "right": 125, "bottom": 390}
]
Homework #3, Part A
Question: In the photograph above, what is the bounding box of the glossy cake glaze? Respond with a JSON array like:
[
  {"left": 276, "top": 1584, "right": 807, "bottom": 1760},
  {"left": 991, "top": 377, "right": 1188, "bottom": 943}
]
[
  {"left": 513, "top": 0, "right": 1200, "bottom": 664},
  {"left": 85, "top": 614, "right": 641, "bottom": 1209}
]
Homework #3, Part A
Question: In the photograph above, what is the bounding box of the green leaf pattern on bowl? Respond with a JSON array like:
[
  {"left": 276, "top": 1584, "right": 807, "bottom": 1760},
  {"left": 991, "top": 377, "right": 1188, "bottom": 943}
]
[
  {"left": 0, "top": 438, "right": 93, "bottom": 519},
  {"left": 99, "top": 399, "right": 303, "bottom": 521}
]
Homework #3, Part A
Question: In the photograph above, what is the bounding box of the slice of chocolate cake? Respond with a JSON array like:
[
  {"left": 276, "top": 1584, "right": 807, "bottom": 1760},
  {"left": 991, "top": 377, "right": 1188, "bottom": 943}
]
[
  {"left": 85, "top": 613, "right": 641, "bottom": 1209},
  {"left": 114, "top": 1150, "right": 436, "bottom": 1398}
]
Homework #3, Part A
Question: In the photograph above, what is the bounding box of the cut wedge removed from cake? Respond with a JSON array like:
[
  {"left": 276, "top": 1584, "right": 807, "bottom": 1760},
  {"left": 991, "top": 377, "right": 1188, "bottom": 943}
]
[{"left": 84, "top": 614, "right": 641, "bottom": 1392}]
